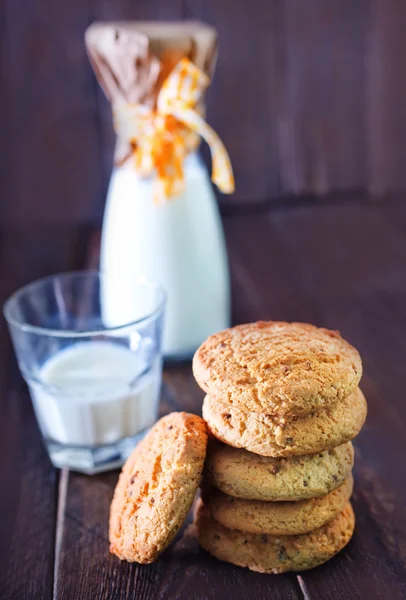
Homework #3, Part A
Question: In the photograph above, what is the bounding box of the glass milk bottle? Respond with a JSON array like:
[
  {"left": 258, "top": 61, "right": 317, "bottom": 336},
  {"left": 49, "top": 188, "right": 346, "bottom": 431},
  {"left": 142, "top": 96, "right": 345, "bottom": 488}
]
[{"left": 86, "top": 22, "right": 234, "bottom": 358}]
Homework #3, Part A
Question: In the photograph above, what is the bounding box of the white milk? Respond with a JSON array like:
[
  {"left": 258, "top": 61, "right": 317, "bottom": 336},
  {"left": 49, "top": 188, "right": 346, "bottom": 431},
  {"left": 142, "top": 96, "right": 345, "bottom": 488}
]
[
  {"left": 29, "top": 341, "right": 161, "bottom": 447},
  {"left": 100, "top": 152, "right": 230, "bottom": 358}
]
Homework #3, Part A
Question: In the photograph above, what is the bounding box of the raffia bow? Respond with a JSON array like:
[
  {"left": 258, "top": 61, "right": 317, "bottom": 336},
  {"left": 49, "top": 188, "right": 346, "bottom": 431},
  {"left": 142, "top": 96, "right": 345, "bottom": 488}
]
[{"left": 113, "top": 58, "right": 235, "bottom": 203}]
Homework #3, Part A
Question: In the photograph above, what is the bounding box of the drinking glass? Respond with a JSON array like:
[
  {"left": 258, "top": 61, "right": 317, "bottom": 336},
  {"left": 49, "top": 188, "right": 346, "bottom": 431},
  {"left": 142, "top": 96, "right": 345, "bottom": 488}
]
[{"left": 4, "top": 271, "right": 166, "bottom": 474}]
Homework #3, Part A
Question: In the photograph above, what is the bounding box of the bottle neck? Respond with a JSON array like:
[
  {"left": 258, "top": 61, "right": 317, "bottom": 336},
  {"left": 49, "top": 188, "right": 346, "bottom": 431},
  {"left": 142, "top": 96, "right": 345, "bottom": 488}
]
[{"left": 114, "top": 148, "right": 207, "bottom": 175}]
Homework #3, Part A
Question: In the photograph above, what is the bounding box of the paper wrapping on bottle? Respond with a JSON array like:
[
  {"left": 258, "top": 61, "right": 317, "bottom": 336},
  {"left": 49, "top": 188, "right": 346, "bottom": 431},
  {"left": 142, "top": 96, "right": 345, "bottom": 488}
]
[
  {"left": 85, "top": 21, "right": 234, "bottom": 199},
  {"left": 85, "top": 21, "right": 218, "bottom": 112}
]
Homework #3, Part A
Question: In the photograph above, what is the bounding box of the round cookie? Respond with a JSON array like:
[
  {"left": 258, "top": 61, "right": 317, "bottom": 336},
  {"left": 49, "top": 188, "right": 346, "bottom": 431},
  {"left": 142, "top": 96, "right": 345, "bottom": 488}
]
[
  {"left": 195, "top": 499, "right": 355, "bottom": 574},
  {"left": 203, "top": 387, "right": 367, "bottom": 457},
  {"left": 204, "top": 476, "right": 353, "bottom": 535},
  {"left": 109, "top": 412, "right": 207, "bottom": 563},
  {"left": 205, "top": 441, "right": 354, "bottom": 501},
  {"left": 193, "top": 321, "right": 362, "bottom": 417}
]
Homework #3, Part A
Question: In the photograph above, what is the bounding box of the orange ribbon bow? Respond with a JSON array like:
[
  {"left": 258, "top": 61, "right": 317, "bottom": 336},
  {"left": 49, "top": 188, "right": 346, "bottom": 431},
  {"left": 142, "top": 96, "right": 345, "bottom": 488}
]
[{"left": 113, "top": 58, "right": 235, "bottom": 203}]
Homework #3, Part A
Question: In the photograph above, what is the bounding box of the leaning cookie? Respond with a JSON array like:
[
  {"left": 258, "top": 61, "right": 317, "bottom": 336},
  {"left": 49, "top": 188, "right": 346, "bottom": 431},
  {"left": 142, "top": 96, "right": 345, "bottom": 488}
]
[
  {"left": 195, "top": 498, "right": 355, "bottom": 574},
  {"left": 109, "top": 412, "right": 208, "bottom": 564},
  {"left": 193, "top": 321, "right": 362, "bottom": 417},
  {"left": 203, "top": 387, "right": 367, "bottom": 457},
  {"left": 203, "top": 476, "right": 353, "bottom": 536},
  {"left": 205, "top": 441, "right": 354, "bottom": 501}
]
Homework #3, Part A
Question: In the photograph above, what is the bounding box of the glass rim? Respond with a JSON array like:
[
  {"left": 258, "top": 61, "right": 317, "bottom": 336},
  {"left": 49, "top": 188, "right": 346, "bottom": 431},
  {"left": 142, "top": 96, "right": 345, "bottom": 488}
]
[{"left": 3, "top": 269, "right": 166, "bottom": 338}]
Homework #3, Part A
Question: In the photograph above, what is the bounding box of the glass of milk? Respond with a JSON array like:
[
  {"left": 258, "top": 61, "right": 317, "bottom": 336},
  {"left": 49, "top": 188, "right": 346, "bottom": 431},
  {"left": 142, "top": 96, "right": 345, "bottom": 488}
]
[{"left": 4, "top": 270, "right": 166, "bottom": 474}]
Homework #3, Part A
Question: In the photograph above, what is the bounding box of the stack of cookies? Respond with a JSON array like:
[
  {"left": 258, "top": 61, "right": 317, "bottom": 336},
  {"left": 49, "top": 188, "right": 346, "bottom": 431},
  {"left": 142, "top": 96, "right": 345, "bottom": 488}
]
[{"left": 192, "top": 321, "right": 366, "bottom": 573}]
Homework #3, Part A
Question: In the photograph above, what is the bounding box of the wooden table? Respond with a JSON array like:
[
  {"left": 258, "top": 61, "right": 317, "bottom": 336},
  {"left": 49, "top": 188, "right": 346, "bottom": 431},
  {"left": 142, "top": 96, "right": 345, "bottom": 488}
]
[{"left": 1, "top": 196, "right": 406, "bottom": 600}]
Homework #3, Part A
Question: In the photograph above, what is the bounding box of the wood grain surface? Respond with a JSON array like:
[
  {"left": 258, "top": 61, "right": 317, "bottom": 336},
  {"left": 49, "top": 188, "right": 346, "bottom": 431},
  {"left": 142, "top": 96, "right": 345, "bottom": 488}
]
[
  {"left": 5, "top": 1, "right": 406, "bottom": 216},
  {"left": 1, "top": 196, "right": 406, "bottom": 599},
  {"left": 2, "top": 2, "right": 406, "bottom": 598}
]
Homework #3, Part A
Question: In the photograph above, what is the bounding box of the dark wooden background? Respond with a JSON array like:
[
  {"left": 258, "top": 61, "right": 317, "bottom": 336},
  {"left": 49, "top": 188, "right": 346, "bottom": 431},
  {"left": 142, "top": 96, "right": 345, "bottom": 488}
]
[
  {"left": 2, "top": 198, "right": 406, "bottom": 600},
  {"left": 2, "top": 2, "right": 406, "bottom": 599},
  {"left": 4, "top": 0, "right": 406, "bottom": 229}
]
